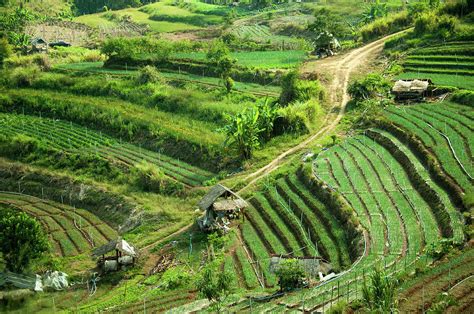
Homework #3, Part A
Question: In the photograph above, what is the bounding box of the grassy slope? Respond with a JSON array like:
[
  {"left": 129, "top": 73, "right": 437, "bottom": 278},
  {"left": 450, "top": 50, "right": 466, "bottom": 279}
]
[{"left": 74, "top": 0, "right": 224, "bottom": 32}]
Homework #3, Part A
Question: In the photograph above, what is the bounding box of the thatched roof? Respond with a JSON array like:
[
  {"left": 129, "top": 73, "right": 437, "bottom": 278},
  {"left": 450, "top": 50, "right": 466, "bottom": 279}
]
[
  {"left": 31, "top": 37, "right": 47, "bottom": 45},
  {"left": 92, "top": 238, "right": 137, "bottom": 257},
  {"left": 213, "top": 199, "right": 247, "bottom": 212},
  {"left": 198, "top": 184, "right": 246, "bottom": 211},
  {"left": 392, "top": 79, "right": 430, "bottom": 93}
]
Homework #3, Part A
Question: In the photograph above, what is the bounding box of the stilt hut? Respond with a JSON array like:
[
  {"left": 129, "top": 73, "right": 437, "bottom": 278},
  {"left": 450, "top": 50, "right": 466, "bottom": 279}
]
[
  {"left": 92, "top": 238, "right": 137, "bottom": 272},
  {"left": 197, "top": 184, "right": 247, "bottom": 233}
]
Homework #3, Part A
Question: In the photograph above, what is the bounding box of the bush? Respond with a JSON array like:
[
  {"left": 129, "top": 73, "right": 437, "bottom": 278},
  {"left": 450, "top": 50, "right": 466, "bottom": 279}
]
[
  {"left": 9, "top": 64, "right": 41, "bottom": 87},
  {"left": 160, "top": 266, "right": 192, "bottom": 290},
  {"left": 348, "top": 74, "right": 391, "bottom": 103},
  {"left": 0, "top": 208, "right": 49, "bottom": 272},
  {"left": 451, "top": 90, "right": 474, "bottom": 107},
  {"left": 136, "top": 65, "right": 162, "bottom": 85},
  {"left": 0, "top": 37, "right": 12, "bottom": 66},
  {"left": 280, "top": 71, "right": 324, "bottom": 105},
  {"left": 414, "top": 13, "right": 458, "bottom": 38},
  {"left": 131, "top": 161, "right": 184, "bottom": 195},
  {"left": 359, "top": 11, "right": 411, "bottom": 42},
  {"left": 276, "top": 100, "right": 321, "bottom": 134},
  {"left": 275, "top": 259, "right": 305, "bottom": 291}
]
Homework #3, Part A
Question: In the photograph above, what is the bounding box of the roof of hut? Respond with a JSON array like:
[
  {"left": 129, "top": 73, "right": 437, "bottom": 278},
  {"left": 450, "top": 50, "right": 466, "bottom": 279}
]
[
  {"left": 392, "top": 79, "right": 431, "bottom": 93},
  {"left": 92, "top": 238, "right": 137, "bottom": 257},
  {"left": 212, "top": 199, "right": 247, "bottom": 212},
  {"left": 198, "top": 184, "right": 247, "bottom": 211}
]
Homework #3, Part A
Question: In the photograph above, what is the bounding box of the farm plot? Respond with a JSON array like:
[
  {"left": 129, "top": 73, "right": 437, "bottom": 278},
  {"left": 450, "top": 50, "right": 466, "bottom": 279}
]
[
  {"left": 399, "top": 41, "right": 474, "bottom": 89},
  {"left": 0, "top": 192, "right": 116, "bottom": 257},
  {"left": 230, "top": 24, "right": 300, "bottom": 47},
  {"left": 55, "top": 62, "right": 281, "bottom": 96},
  {"left": 0, "top": 113, "right": 215, "bottom": 187},
  {"left": 265, "top": 132, "right": 454, "bottom": 311},
  {"left": 239, "top": 173, "right": 355, "bottom": 289},
  {"left": 171, "top": 50, "right": 307, "bottom": 69},
  {"left": 398, "top": 247, "right": 474, "bottom": 313},
  {"left": 384, "top": 102, "right": 473, "bottom": 193}
]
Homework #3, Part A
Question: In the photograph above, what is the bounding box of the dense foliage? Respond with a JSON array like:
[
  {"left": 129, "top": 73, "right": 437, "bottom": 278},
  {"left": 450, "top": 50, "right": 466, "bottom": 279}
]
[
  {"left": 0, "top": 207, "right": 49, "bottom": 272},
  {"left": 274, "top": 258, "right": 305, "bottom": 291},
  {"left": 73, "top": 0, "right": 158, "bottom": 15}
]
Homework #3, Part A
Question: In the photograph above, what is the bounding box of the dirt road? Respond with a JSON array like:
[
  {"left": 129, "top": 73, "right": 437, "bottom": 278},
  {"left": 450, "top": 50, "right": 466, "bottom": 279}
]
[
  {"left": 238, "top": 30, "right": 407, "bottom": 194},
  {"left": 140, "top": 31, "right": 406, "bottom": 254}
]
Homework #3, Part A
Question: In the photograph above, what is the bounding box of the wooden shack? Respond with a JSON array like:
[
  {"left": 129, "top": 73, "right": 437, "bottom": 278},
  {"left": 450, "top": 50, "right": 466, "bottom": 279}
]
[
  {"left": 392, "top": 79, "right": 432, "bottom": 101},
  {"left": 30, "top": 37, "right": 48, "bottom": 53},
  {"left": 197, "top": 184, "right": 247, "bottom": 232},
  {"left": 92, "top": 238, "right": 137, "bottom": 272}
]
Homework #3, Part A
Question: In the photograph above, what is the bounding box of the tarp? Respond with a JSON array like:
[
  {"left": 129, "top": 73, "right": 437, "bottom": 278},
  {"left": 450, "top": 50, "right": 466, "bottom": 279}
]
[
  {"left": 0, "top": 272, "right": 43, "bottom": 292},
  {"left": 42, "top": 271, "right": 68, "bottom": 291}
]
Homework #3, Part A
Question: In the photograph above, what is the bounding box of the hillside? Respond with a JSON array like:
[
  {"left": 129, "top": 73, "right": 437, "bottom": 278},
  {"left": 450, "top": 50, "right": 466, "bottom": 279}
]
[{"left": 0, "top": 0, "right": 473, "bottom": 313}]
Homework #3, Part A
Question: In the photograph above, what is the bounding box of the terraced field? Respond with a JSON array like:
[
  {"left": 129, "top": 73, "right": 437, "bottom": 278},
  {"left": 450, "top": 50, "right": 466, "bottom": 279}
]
[
  {"left": 244, "top": 129, "right": 465, "bottom": 312},
  {"left": 398, "top": 247, "right": 474, "bottom": 313},
  {"left": 230, "top": 24, "right": 300, "bottom": 47},
  {"left": 0, "top": 113, "right": 215, "bottom": 187},
  {"left": 238, "top": 173, "right": 355, "bottom": 290},
  {"left": 400, "top": 41, "right": 474, "bottom": 89},
  {"left": 171, "top": 50, "right": 307, "bottom": 69},
  {"left": 0, "top": 192, "right": 116, "bottom": 257},
  {"left": 384, "top": 101, "right": 473, "bottom": 193}
]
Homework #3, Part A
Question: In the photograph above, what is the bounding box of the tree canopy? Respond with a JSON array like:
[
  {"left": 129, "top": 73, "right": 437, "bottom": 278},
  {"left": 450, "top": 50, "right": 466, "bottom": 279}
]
[{"left": 0, "top": 208, "right": 49, "bottom": 273}]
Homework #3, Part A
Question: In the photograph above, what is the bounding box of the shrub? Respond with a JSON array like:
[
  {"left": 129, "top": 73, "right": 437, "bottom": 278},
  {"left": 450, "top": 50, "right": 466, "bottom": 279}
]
[
  {"left": 0, "top": 37, "right": 12, "bottom": 66},
  {"left": 0, "top": 208, "right": 50, "bottom": 272},
  {"left": 359, "top": 11, "right": 410, "bottom": 42},
  {"left": 276, "top": 100, "right": 321, "bottom": 134},
  {"left": 160, "top": 266, "right": 192, "bottom": 290},
  {"left": 9, "top": 64, "right": 41, "bottom": 87},
  {"left": 362, "top": 268, "right": 398, "bottom": 312},
  {"left": 131, "top": 161, "right": 184, "bottom": 195},
  {"left": 451, "top": 90, "right": 474, "bottom": 107},
  {"left": 348, "top": 73, "right": 391, "bottom": 105},
  {"left": 280, "top": 71, "right": 324, "bottom": 105},
  {"left": 275, "top": 259, "right": 305, "bottom": 291},
  {"left": 136, "top": 65, "right": 162, "bottom": 85},
  {"left": 414, "top": 13, "right": 458, "bottom": 38}
]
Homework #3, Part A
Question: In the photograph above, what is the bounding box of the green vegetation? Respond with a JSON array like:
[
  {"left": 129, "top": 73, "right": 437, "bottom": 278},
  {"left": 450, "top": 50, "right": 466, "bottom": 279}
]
[
  {"left": 0, "top": 0, "right": 472, "bottom": 312},
  {"left": 0, "top": 205, "right": 49, "bottom": 272},
  {"left": 172, "top": 49, "right": 307, "bottom": 69},
  {"left": 274, "top": 258, "right": 305, "bottom": 291},
  {"left": 384, "top": 101, "right": 473, "bottom": 193}
]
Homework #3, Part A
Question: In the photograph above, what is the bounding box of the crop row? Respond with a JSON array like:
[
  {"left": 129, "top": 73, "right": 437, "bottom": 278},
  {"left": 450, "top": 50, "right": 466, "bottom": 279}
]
[
  {"left": 274, "top": 131, "right": 450, "bottom": 309},
  {"left": 385, "top": 103, "right": 473, "bottom": 192},
  {"left": 0, "top": 113, "right": 214, "bottom": 186},
  {"left": 0, "top": 192, "right": 116, "bottom": 257},
  {"left": 398, "top": 247, "right": 474, "bottom": 313},
  {"left": 401, "top": 66, "right": 474, "bottom": 76},
  {"left": 412, "top": 42, "right": 474, "bottom": 56},
  {"left": 367, "top": 129, "right": 465, "bottom": 242}
]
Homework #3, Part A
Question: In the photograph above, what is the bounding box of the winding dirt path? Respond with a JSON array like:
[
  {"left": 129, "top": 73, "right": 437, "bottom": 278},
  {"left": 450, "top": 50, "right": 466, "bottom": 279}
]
[
  {"left": 140, "top": 31, "right": 407, "bottom": 256},
  {"left": 238, "top": 30, "right": 407, "bottom": 194}
]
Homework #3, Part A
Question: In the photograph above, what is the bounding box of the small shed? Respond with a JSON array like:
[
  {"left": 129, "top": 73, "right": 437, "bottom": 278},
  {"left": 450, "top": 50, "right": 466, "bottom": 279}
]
[
  {"left": 269, "top": 255, "right": 333, "bottom": 279},
  {"left": 392, "top": 79, "right": 432, "bottom": 101},
  {"left": 92, "top": 238, "right": 137, "bottom": 272},
  {"left": 31, "top": 37, "right": 48, "bottom": 53},
  {"left": 197, "top": 184, "right": 247, "bottom": 232}
]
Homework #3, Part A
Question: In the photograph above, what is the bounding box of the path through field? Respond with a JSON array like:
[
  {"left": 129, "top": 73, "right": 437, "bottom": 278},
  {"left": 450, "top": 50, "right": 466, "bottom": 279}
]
[
  {"left": 139, "top": 30, "right": 407, "bottom": 256},
  {"left": 238, "top": 30, "right": 408, "bottom": 193}
]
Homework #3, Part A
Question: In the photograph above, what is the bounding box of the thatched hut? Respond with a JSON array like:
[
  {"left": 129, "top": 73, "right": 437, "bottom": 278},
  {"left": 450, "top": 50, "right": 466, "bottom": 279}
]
[
  {"left": 31, "top": 37, "right": 48, "bottom": 53},
  {"left": 197, "top": 184, "right": 247, "bottom": 232},
  {"left": 92, "top": 238, "right": 137, "bottom": 272},
  {"left": 392, "top": 79, "right": 432, "bottom": 101}
]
